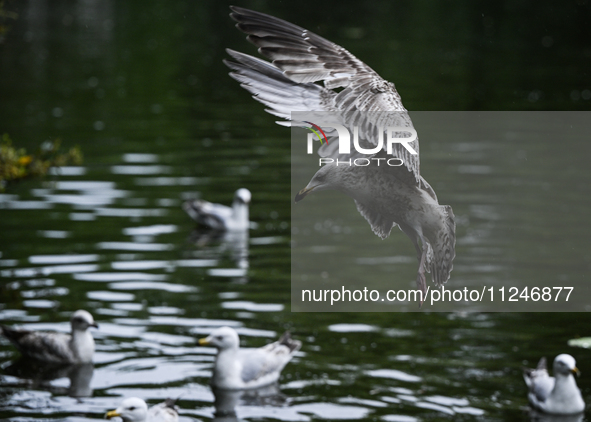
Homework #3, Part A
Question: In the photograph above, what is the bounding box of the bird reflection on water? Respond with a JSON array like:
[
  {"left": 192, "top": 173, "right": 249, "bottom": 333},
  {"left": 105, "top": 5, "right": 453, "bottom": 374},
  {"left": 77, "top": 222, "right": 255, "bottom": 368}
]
[
  {"left": 213, "top": 384, "right": 287, "bottom": 422},
  {"left": 3, "top": 358, "right": 94, "bottom": 398},
  {"left": 188, "top": 227, "right": 250, "bottom": 271}
]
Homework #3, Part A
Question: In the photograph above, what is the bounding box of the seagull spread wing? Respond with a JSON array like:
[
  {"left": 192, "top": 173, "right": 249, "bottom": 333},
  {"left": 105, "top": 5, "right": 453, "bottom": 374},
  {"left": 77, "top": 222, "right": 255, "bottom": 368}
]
[
  {"left": 226, "top": 6, "right": 420, "bottom": 182},
  {"left": 224, "top": 7, "right": 456, "bottom": 296}
]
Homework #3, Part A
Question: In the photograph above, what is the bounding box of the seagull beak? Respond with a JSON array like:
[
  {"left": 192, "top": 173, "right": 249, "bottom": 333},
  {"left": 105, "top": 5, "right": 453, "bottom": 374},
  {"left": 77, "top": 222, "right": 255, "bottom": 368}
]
[
  {"left": 198, "top": 337, "right": 210, "bottom": 346},
  {"left": 573, "top": 367, "right": 581, "bottom": 376},
  {"left": 295, "top": 186, "right": 315, "bottom": 203},
  {"left": 105, "top": 410, "right": 120, "bottom": 419},
  {"left": 91, "top": 322, "right": 99, "bottom": 329}
]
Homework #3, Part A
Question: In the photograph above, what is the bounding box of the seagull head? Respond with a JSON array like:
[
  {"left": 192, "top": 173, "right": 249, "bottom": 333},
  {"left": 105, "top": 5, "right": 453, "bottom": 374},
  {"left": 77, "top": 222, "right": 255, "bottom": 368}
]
[
  {"left": 198, "top": 326, "right": 240, "bottom": 351},
  {"left": 554, "top": 354, "right": 580, "bottom": 377},
  {"left": 105, "top": 397, "right": 148, "bottom": 422},
  {"left": 70, "top": 309, "right": 98, "bottom": 332},
  {"left": 234, "top": 188, "right": 251, "bottom": 205},
  {"left": 295, "top": 164, "right": 341, "bottom": 202}
]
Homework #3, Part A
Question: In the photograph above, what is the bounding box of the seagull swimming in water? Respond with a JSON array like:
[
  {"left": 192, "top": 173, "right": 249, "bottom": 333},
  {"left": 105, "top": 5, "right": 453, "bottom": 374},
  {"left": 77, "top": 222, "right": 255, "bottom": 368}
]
[
  {"left": 223, "top": 6, "right": 455, "bottom": 301},
  {"left": 523, "top": 354, "right": 585, "bottom": 415},
  {"left": 0, "top": 309, "right": 98, "bottom": 364},
  {"left": 183, "top": 188, "right": 251, "bottom": 231},
  {"left": 106, "top": 397, "right": 179, "bottom": 422},
  {"left": 199, "top": 326, "right": 301, "bottom": 390}
]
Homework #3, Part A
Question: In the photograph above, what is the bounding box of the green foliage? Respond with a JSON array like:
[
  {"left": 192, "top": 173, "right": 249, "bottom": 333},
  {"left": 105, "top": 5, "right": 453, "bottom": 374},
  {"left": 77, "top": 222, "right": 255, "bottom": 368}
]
[
  {"left": 0, "top": 134, "right": 83, "bottom": 191},
  {"left": 0, "top": 1, "right": 18, "bottom": 44}
]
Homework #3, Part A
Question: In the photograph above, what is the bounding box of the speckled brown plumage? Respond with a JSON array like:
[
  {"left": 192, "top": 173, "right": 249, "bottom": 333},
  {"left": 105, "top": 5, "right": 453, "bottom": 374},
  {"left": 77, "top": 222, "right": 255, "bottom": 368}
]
[{"left": 224, "top": 7, "right": 456, "bottom": 300}]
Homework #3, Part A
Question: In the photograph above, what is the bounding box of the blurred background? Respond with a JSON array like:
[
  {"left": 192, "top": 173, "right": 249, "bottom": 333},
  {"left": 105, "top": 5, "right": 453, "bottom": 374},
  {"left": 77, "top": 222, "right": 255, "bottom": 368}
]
[{"left": 0, "top": 0, "right": 590, "bottom": 421}]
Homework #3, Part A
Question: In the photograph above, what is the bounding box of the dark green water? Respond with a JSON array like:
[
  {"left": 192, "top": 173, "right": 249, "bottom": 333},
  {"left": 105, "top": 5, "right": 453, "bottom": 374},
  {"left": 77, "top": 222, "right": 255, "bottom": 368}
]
[{"left": 1, "top": 1, "right": 590, "bottom": 421}]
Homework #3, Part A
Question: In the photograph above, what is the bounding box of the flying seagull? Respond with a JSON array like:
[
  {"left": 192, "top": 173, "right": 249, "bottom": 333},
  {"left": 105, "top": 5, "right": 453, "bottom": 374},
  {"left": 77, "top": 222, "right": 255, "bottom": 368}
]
[
  {"left": 183, "top": 188, "right": 251, "bottom": 231},
  {"left": 106, "top": 397, "right": 179, "bottom": 422},
  {"left": 523, "top": 354, "right": 585, "bottom": 415},
  {"left": 1, "top": 309, "right": 98, "bottom": 364},
  {"left": 199, "top": 326, "right": 301, "bottom": 389},
  {"left": 223, "top": 6, "right": 455, "bottom": 300}
]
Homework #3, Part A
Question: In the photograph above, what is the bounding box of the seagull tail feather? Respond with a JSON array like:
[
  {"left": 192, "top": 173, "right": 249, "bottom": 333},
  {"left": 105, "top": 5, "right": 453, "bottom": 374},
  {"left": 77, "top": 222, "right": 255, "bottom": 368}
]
[
  {"left": 278, "top": 331, "right": 302, "bottom": 353},
  {"left": 430, "top": 205, "right": 456, "bottom": 287}
]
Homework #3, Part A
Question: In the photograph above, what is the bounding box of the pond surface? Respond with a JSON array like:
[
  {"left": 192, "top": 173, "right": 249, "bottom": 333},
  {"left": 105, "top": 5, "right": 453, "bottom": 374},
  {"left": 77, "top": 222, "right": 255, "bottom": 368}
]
[{"left": 1, "top": 1, "right": 591, "bottom": 421}]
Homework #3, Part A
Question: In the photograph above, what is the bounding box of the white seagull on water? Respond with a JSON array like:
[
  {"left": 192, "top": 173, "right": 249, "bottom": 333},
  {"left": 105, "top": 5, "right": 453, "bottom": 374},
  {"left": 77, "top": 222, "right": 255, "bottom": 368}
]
[
  {"left": 1, "top": 309, "right": 98, "bottom": 364},
  {"left": 199, "top": 326, "right": 301, "bottom": 390},
  {"left": 106, "top": 397, "right": 179, "bottom": 422},
  {"left": 223, "top": 6, "right": 455, "bottom": 301},
  {"left": 183, "top": 188, "right": 251, "bottom": 231},
  {"left": 523, "top": 354, "right": 585, "bottom": 415}
]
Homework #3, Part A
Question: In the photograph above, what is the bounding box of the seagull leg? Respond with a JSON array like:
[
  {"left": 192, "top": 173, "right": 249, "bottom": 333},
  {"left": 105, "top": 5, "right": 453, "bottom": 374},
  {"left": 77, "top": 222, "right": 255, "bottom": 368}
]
[
  {"left": 399, "top": 225, "right": 428, "bottom": 307},
  {"left": 405, "top": 231, "right": 427, "bottom": 307},
  {"left": 416, "top": 247, "right": 427, "bottom": 307}
]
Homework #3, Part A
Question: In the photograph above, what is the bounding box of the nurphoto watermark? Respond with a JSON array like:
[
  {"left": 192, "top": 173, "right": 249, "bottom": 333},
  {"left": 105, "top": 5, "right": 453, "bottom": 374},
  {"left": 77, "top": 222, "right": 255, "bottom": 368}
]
[
  {"left": 302, "top": 121, "right": 417, "bottom": 167},
  {"left": 291, "top": 111, "right": 591, "bottom": 312}
]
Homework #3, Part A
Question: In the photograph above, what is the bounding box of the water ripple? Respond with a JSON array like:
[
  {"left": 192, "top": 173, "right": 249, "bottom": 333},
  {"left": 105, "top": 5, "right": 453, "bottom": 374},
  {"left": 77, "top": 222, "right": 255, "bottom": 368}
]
[
  {"left": 4, "top": 264, "right": 98, "bottom": 277},
  {"left": 74, "top": 272, "right": 168, "bottom": 282},
  {"left": 111, "top": 165, "right": 173, "bottom": 175},
  {"left": 122, "top": 224, "right": 177, "bottom": 236},
  {"left": 365, "top": 369, "right": 422, "bottom": 383},
  {"left": 108, "top": 281, "right": 196, "bottom": 292},
  {"left": 221, "top": 301, "right": 284, "bottom": 312},
  {"left": 96, "top": 242, "right": 173, "bottom": 251},
  {"left": 29, "top": 254, "right": 100, "bottom": 264}
]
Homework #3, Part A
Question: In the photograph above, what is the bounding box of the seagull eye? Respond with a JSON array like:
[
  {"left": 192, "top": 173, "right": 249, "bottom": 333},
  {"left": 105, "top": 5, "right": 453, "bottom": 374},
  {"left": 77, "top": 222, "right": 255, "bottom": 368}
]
[
  {"left": 128, "top": 406, "right": 136, "bottom": 411},
  {"left": 216, "top": 336, "right": 224, "bottom": 341}
]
